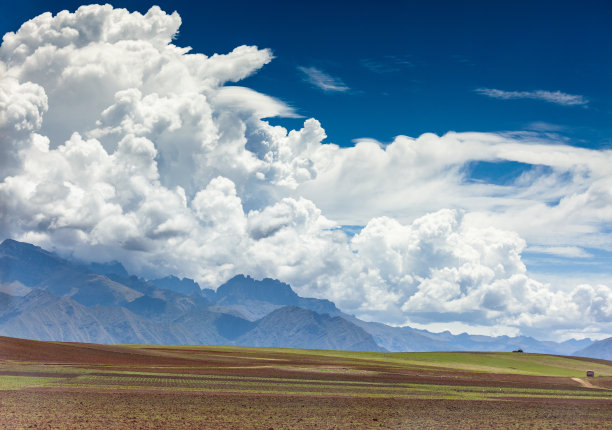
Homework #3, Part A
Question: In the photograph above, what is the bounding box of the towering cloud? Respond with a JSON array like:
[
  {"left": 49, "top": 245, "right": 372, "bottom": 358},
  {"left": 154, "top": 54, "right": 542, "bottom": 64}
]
[{"left": 1, "top": 5, "right": 610, "bottom": 340}]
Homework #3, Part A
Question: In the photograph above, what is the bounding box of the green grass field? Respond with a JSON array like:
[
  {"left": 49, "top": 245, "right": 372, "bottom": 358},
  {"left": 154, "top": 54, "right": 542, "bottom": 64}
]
[{"left": 129, "top": 344, "right": 612, "bottom": 377}]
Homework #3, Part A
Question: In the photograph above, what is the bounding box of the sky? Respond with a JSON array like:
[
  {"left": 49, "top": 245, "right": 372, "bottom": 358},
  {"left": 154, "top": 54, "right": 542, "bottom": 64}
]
[{"left": 1, "top": 1, "right": 611, "bottom": 341}]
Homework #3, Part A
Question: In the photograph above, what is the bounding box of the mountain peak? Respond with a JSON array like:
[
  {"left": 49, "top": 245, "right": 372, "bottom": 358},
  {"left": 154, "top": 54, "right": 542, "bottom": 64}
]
[
  {"left": 0, "top": 239, "right": 85, "bottom": 286},
  {"left": 89, "top": 261, "right": 129, "bottom": 278},
  {"left": 239, "top": 305, "right": 385, "bottom": 352},
  {"left": 216, "top": 275, "right": 299, "bottom": 305},
  {"left": 1, "top": 239, "right": 46, "bottom": 253},
  {"left": 150, "top": 276, "right": 201, "bottom": 296}
]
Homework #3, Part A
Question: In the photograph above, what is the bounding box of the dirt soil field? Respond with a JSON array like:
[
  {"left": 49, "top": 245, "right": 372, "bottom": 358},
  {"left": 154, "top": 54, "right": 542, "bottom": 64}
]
[{"left": 0, "top": 336, "right": 611, "bottom": 429}]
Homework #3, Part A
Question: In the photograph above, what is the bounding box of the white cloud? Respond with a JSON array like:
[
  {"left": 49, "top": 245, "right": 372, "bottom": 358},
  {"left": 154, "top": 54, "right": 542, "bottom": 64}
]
[
  {"left": 475, "top": 88, "right": 588, "bottom": 106},
  {"left": 297, "top": 66, "right": 349, "bottom": 92},
  {"left": 297, "top": 132, "right": 612, "bottom": 253},
  {"left": 526, "top": 246, "right": 592, "bottom": 259},
  {"left": 1, "top": 5, "right": 611, "bottom": 340},
  {"left": 0, "top": 77, "right": 47, "bottom": 133},
  {"left": 213, "top": 86, "right": 300, "bottom": 119}
]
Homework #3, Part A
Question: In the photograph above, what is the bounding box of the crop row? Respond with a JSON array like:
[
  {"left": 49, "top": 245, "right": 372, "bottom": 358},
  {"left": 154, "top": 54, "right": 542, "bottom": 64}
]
[{"left": 5, "top": 373, "right": 603, "bottom": 401}]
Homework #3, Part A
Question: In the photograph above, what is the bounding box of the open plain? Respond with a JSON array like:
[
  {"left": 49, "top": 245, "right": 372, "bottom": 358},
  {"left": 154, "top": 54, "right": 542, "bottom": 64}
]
[{"left": 0, "top": 335, "right": 611, "bottom": 429}]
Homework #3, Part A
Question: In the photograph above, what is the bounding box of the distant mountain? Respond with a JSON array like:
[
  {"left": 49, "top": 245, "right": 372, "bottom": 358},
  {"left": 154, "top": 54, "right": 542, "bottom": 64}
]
[
  {"left": 574, "top": 337, "right": 612, "bottom": 360},
  {"left": 0, "top": 239, "right": 143, "bottom": 307},
  {"left": 218, "top": 275, "right": 299, "bottom": 305},
  {"left": 211, "top": 275, "right": 340, "bottom": 320},
  {"left": 88, "top": 261, "right": 129, "bottom": 278},
  {"left": 1, "top": 289, "right": 118, "bottom": 343},
  {"left": 343, "top": 316, "right": 450, "bottom": 352},
  {"left": 150, "top": 276, "right": 201, "bottom": 296},
  {"left": 235, "top": 306, "right": 384, "bottom": 351},
  {"left": 1, "top": 239, "right": 73, "bottom": 286},
  {"left": 397, "top": 329, "right": 594, "bottom": 355},
  {"left": 0, "top": 239, "right": 375, "bottom": 350},
  {"left": 338, "top": 315, "right": 587, "bottom": 354},
  {"left": 0, "top": 289, "right": 199, "bottom": 344},
  {"left": 0, "top": 239, "right": 602, "bottom": 356}
]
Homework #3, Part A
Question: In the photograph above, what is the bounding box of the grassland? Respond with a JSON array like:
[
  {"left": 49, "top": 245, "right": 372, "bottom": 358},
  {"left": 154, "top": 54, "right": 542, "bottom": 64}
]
[{"left": 0, "top": 336, "right": 611, "bottom": 429}]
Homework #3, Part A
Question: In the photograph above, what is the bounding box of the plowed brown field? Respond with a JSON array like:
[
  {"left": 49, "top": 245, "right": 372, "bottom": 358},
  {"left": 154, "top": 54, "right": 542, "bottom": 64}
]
[{"left": 1, "top": 336, "right": 611, "bottom": 429}]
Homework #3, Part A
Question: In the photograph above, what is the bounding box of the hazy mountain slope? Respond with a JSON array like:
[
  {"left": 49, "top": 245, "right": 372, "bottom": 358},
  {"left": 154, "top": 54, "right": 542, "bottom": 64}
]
[
  {"left": 574, "top": 337, "right": 612, "bottom": 360},
  {"left": 0, "top": 239, "right": 601, "bottom": 354},
  {"left": 88, "top": 261, "right": 129, "bottom": 277},
  {"left": 406, "top": 330, "right": 594, "bottom": 355},
  {"left": 344, "top": 316, "right": 450, "bottom": 352},
  {"left": 87, "top": 306, "right": 198, "bottom": 345},
  {"left": 0, "top": 281, "right": 31, "bottom": 297},
  {"left": 235, "top": 306, "right": 385, "bottom": 352},
  {"left": 0, "top": 239, "right": 144, "bottom": 307},
  {"left": 0, "top": 239, "right": 75, "bottom": 286},
  {"left": 0, "top": 291, "right": 20, "bottom": 321},
  {"left": 216, "top": 275, "right": 299, "bottom": 305},
  {"left": 0, "top": 292, "right": 116, "bottom": 343},
  {"left": 1, "top": 289, "right": 61, "bottom": 319},
  {"left": 150, "top": 276, "right": 201, "bottom": 296},
  {"left": 65, "top": 275, "right": 144, "bottom": 307},
  {"left": 212, "top": 275, "right": 340, "bottom": 320},
  {"left": 350, "top": 319, "right": 595, "bottom": 354},
  {"left": 0, "top": 241, "right": 239, "bottom": 345},
  {"left": 174, "top": 309, "right": 255, "bottom": 345},
  {"left": 0, "top": 288, "right": 203, "bottom": 344}
]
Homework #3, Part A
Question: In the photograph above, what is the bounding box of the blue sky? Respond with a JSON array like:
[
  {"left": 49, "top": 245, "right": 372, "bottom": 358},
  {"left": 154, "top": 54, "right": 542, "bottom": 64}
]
[
  {"left": 1, "top": 1, "right": 612, "bottom": 338},
  {"left": 4, "top": 1, "right": 611, "bottom": 147}
]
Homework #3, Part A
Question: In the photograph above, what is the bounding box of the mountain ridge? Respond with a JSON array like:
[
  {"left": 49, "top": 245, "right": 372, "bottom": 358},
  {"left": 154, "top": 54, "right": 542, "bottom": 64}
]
[
  {"left": 0, "top": 239, "right": 381, "bottom": 351},
  {"left": 574, "top": 337, "right": 612, "bottom": 360},
  {"left": 0, "top": 239, "right": 599, "bottom": 355}
]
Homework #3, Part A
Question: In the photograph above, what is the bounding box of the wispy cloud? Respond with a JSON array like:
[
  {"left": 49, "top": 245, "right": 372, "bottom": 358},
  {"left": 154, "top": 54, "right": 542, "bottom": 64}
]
[
  {"left": 361, "top": 59, "right": 399, "bottom": 74},
  {"left": 525, "top": 122, "right": 566, "bottom": 132},
  {"left": 526, "top": 246, "right": 593, "bottom": 259},
  {"left": 475, "top": 88, "right": 588, "bottom": 106},
  {"left": 298, "top": 66, "right": 349, "bottom": 92},
  {"left": 451, "top": 54, "right": 474, "bottom": 65},
  {"left": 361, "top": 55, "right": 414, "bottom": 74}
]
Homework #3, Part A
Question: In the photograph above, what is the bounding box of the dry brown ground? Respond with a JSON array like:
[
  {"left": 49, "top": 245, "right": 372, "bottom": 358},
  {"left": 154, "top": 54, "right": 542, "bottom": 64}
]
[
  {"left": 1, "top": 390, "right": 611, "bottom": 430},
  {"left": 1, "top": 336, "right": 611, "bottom": 429}
]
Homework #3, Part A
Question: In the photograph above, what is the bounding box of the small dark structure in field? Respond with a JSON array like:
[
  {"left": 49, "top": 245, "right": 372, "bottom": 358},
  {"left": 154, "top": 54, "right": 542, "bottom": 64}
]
[
  {"left": 512, "top": 349, "right": 523, "bottom": 353},
  {"left": 586, "top": 370, "right": 594, "bottom": 377}
]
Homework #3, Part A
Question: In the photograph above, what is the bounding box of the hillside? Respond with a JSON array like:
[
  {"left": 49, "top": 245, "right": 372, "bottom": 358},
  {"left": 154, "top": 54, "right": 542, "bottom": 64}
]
[
  {"left": 235, "top": 306, "right": 384, "bottom": 351},
  {"left": 575, "top": 337, "right": 612, "bottom": 360},
  {"left": 1, "top": 336, "right": 611, "bottom": 429}
]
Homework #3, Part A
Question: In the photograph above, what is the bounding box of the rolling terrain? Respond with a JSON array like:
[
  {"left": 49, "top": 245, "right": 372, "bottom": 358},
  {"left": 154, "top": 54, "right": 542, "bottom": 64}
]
[{"left": 0, "top": 336, "right": 611, "bottom": 429}]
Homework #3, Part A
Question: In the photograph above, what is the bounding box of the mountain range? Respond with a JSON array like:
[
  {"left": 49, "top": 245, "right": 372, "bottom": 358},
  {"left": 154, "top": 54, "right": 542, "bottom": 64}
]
[{"left": 0, "top": 239, "right": 609, "bottom": 358}]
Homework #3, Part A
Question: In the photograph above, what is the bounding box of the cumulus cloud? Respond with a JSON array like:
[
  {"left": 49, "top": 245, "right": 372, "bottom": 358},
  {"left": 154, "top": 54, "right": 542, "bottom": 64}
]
[
  {"left": 298, "top": 132, "right": 612, "bottom": 253},
  {"left": 297, "top": 66, "right": 349, "bottom": 92},
  {"left": 475, "top": 88, "right": 588, "bottom": 106},
  {"left": 1, "top": 5, "right": 611, "bottom": 340},
  {"left": 346, "top": 211, "right": 611, "bottom": 339}
]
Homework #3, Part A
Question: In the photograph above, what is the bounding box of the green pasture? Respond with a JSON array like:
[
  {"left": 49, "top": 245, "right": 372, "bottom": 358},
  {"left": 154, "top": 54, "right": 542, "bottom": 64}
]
[{"left": 129, "top": 345, "right": 612, "bottom": 377}]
